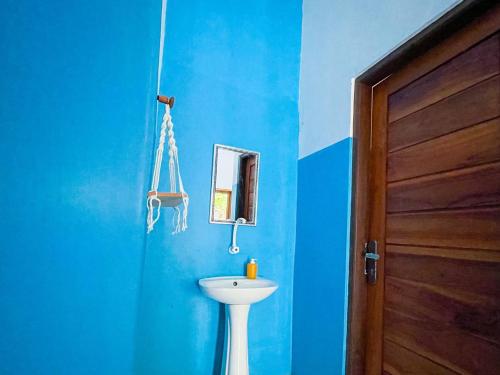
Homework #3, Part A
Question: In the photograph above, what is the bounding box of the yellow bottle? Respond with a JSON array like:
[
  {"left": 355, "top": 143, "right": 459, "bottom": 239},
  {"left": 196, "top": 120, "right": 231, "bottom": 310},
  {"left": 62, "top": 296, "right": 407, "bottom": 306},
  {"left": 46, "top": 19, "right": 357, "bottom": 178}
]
[{"left": 246, "top": 258, "right": 258, "bottom": 279}]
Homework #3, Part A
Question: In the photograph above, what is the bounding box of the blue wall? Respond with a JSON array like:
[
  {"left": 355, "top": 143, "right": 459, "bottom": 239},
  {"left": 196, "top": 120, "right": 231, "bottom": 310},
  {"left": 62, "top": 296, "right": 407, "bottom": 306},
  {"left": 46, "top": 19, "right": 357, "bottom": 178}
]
[
  {"left": 0, "top": 0, "right": 161, "bottom": 374},
  {"left": 133, "top": 1, "right": 302, "bottom": 375},
  {"left": 293, "top": 138, "right": 352, "bottom": 374}
]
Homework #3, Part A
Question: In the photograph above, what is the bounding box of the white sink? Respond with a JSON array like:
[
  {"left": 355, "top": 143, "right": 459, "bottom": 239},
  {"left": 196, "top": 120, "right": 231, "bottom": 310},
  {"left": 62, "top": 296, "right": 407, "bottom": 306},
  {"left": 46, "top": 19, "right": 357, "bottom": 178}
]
[
  {"left": 199, "top": 276, "right": 278, "bottom": 305},
  {"left": 199, "top": 276, "right": 278, "bottom": 375}
]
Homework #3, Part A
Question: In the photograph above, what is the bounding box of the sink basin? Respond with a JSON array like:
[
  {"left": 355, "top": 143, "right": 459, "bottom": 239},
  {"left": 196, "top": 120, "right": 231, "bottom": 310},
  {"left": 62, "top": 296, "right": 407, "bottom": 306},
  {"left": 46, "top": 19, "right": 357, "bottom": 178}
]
[
  {"left": 199, "top": 276, "right": 278, "bottom": 305},
  {"left": 199, "top": 276, "right": 278, "bottom": 375}
]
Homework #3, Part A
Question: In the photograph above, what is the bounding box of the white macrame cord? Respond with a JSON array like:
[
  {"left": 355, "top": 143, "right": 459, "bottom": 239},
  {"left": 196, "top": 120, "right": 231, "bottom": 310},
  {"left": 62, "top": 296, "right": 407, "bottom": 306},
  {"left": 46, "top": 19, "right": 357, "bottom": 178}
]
[{"left": 146, "top": 104, "right": 189, "bottom": 234}]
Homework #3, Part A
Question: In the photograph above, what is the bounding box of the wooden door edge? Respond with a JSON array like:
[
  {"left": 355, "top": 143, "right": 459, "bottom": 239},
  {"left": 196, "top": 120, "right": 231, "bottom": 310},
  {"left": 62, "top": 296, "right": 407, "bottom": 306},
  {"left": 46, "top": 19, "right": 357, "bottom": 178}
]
[{"left": 346, "top": 81, "right": 372, "bottom": 375}]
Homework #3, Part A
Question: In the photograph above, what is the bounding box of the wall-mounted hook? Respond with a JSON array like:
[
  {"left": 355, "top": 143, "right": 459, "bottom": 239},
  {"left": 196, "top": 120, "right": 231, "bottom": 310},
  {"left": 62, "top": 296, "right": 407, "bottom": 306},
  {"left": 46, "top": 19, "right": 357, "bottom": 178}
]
[{"left": 157, "top": 95, "right": 175, "bottom": 108}]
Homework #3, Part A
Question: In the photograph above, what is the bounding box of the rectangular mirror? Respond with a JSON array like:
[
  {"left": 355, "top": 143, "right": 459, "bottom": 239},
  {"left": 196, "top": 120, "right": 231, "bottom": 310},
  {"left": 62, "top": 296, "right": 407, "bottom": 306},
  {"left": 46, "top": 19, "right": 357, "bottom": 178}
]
[{"left": 209, "top": 144, "right": 260, "bottom": 225}]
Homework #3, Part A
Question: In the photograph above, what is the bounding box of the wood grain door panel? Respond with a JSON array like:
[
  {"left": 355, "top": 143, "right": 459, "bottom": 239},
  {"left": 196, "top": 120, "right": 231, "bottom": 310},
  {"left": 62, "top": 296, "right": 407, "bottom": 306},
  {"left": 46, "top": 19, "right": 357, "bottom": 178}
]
[
  {"left": 383, "top": 339, "right": 457, "bottom": 375},
  {"left": 360, "top": 13, "right": 500, "bottom": 374},
  {"left": 387, "top": 161, "right": 500, "bottom": 213},
  {"left": 388, "top": 32, "right": 499, "bottom": 123},
  {"left": 387, "top": 117, "right": 500, "bottom": 181},
  {"left": 384, "top": 251, "right": 500, "bottom": 299},
  {"left": 384, "top": 307, "right": 500, "bottom": 374},
  {"left": 388, "top": 74, "right": 500, "bottom": 152},
  {"left": 386, "top": 207, "right": 500, "bottom": 250},
  {"left": 385, "top": 276, "right": 500, "bottom": 344}
]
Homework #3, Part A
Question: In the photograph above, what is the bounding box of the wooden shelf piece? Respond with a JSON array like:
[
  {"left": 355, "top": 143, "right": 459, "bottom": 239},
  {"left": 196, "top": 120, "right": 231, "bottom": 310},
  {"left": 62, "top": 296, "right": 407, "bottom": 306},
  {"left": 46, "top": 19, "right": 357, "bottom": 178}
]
[{"left": 147, "top": 191, "right": 187, "bottom": 207}]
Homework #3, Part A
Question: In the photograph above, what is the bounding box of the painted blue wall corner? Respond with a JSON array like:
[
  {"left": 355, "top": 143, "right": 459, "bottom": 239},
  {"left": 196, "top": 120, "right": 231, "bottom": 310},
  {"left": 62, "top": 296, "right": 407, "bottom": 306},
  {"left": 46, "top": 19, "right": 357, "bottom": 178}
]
[
  {"left": 133, "top": 1, "right": 303, "bottom": 374},
  {"left": 0, "top": 0, "right": 161, "bottom": 374},
  {"left": 292, "top": 137, "right": 353, "bottom": 374}
]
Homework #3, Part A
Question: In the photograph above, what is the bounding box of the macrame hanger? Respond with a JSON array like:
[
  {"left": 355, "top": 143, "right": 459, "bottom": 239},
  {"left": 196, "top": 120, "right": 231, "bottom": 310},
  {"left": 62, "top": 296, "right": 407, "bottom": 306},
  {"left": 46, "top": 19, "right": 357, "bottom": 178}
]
[
  {"left": 146, "top": 98, "right": 189, "bottom": 234},
  {"left": 145, "top": 0, "right": 188, "bottom": 234}
]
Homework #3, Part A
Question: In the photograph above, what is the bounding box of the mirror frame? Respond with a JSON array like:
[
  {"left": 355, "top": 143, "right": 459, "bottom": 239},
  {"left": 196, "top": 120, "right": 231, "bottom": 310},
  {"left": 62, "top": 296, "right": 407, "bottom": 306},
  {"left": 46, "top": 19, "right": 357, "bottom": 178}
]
[{"left": 209, "top": 144, "right": 260, "bottom": 226}]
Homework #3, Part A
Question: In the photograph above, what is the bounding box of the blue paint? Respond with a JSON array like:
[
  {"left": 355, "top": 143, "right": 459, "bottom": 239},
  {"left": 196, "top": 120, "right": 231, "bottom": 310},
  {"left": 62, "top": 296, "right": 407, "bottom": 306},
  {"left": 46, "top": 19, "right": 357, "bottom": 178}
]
[
  {"left": 293, "top": 138, "right": 352, "bottom": 374},
  {"left": 0, "top": 0, "right": 453, "bottom": 372},
  {"left": 299, "top": 0, "right": 459, "bottom": 157},
  {"left": 0, "top": 0, "right": 161, "bottom": 374},
  {"left": 133, "top": 1, "right": 302, "bottom": 374}
]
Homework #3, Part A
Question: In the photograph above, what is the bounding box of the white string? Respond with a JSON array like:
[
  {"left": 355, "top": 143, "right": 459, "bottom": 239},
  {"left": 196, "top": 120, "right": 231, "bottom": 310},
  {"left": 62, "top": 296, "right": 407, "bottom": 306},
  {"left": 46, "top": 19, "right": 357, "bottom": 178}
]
[
  {"left": 146, "top": 0, "right": 167, "bottom": 233},
  {"left": 166, "top": 106, "right": 177, "bottom": 193},
  {"left": 157, "top": 0, "right": 167, "bottom": 95},
  {"left": 166, "top": 104, "right": 189, "bottom": 234},
  {"left": 175, "top": 146, "right": 189, "bottom": 232},
  {"left": 146, "top": 0, "right": 188, "bottom": 234},
  {"left": 147, "top": 104, "right": 189, "bottom": 234},
  {"left": 146, "top": 107, "right": 169, "bottom": 233}
]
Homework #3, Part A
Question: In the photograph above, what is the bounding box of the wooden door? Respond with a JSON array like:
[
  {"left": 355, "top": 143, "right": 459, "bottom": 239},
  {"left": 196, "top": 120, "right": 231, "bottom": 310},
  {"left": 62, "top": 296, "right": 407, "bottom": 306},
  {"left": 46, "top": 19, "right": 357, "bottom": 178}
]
[
  {"left": 352, "top": 4, "right": 500, "bottom": 375},
  {"left": 243, "top": 156, "right": 256, "bottom": 221},
  {"left": 237, "top": 155, "right": 257, "bottom": 222}
]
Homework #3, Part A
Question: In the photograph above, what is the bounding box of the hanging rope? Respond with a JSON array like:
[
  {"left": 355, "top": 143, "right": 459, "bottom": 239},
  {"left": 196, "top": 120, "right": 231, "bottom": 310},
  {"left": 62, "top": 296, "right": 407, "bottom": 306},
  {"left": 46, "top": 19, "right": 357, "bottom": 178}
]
[
  {"left": 146, "top": 104, "right": 189, "bottom": 234},
  {"left": 146, "top": 0, "right": 188, "bottom": 234}
]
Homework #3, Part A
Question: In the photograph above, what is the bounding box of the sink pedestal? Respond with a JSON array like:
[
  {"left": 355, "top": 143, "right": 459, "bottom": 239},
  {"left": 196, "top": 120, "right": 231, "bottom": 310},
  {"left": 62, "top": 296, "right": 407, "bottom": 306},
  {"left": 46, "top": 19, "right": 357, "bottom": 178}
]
[
  {"left": 198, "top": 277, "right": 278, "bottom": 375},
  {"left": 226, "top": 304, "right": 250, "bottom": 375}
]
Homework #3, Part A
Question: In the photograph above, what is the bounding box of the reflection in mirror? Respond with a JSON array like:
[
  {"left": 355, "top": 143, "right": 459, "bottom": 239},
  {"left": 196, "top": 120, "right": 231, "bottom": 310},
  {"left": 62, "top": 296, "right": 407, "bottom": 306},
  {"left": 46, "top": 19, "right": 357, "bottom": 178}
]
[{"left": 210, "top": 145, "right": 260, "bottom": 225}]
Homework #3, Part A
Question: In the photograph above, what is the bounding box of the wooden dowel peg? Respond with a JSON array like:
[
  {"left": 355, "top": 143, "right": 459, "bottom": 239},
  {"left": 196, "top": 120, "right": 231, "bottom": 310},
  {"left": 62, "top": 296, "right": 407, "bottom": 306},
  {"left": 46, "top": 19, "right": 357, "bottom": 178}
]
[{"left": 157, "top": 95, "right": 175, "bottom": 108}]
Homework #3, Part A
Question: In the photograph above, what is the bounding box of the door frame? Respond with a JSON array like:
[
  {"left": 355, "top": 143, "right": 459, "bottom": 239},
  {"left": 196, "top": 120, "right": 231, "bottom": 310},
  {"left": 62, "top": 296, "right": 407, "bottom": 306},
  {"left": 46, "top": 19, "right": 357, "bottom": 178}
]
[{"left": 346, "top": 1, "right": 499, "bottom": 373}]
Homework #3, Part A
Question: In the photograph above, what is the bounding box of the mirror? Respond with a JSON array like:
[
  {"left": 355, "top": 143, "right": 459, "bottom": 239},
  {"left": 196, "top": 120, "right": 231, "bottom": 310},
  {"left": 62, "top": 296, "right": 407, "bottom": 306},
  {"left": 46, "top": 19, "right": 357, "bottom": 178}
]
[{"left": 209, "top": 144, "right": 260, "bottom": 225}]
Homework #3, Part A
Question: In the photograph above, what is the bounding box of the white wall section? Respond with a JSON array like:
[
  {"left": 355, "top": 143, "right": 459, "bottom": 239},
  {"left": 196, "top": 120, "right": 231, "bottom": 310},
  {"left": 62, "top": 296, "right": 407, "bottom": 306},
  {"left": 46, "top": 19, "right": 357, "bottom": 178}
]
[{"left": 298, "top": 0, "right": 460, "bottom": 158}]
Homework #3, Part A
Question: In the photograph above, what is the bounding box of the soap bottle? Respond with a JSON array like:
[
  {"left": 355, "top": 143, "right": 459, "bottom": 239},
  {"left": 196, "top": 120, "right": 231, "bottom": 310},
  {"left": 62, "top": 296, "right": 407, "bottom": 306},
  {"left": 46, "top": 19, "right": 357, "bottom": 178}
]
[{"left": 246, "top": 258, "right": 258, "bottom": 279}]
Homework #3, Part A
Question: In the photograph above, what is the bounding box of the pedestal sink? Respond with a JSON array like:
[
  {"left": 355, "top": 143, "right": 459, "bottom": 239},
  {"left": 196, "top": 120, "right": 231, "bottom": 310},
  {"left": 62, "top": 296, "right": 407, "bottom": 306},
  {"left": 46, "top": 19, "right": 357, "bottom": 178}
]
[{"left": 199, "top": 276, "right": 278, "bottom": 375}]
